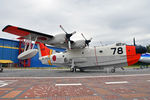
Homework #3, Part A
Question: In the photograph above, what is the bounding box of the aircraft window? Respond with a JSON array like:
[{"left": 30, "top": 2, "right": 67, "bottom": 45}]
[
  {"left": 99, "top": 50, "right": 103, "bottom": 53},
  {"left": 116, "top": 43, "right": 126, "bottom": 46},
  {"left": 82, "top": 52, "right": 84, "bottom": 54},
  {"left": 62, "top": 55, "right": 64, "bottom": 57}
]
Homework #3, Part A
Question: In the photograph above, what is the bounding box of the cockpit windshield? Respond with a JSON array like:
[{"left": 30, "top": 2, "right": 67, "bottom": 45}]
[{"left": 116, "top": 43, "right": 127, "bottom": 46}]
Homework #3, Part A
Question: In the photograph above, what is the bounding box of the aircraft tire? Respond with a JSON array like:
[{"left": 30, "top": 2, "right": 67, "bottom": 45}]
[
  {"left": 0, "top": 68, "right": 3, "bottom": 72},
  {"left": 70, "top": 68, "right": 74, "bottom": 72},
  {"left": 111, "top": 68, "right": 115, "bottom": 73},
  {"left": 70, "top": 68, "right": 76, "bottom": 72},
  {"left": 79, "top": 68, "right": 84, "bottom": 72},
  {"left": 74, "top": 68, "right": 76, "bottom": 72}
]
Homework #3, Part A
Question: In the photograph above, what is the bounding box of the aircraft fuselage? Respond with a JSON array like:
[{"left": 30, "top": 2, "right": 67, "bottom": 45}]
[{"left": 39, "top": 45, "right": 141, "bottom": 70}]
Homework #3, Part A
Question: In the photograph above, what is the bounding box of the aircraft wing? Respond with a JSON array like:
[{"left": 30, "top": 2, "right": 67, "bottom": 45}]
[
  {"left": 2, "top": 25, "right": 54, "bottom": 44},
  {"left": 2, "top": 25, "right": 73, "bottom": 48}
]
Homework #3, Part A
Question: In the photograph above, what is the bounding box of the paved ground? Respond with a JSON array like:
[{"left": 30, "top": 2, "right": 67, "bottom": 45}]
[
  {"left": 0, "top": 68, "right": 150, "bottom": 77},
  {"left": 0, "top": 68, "right": 150, "bottom": 100}
]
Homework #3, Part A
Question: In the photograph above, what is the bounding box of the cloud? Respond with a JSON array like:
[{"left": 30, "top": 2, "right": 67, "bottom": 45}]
[{"left": 0, "top": 0, "right": 150, "bottom": 46}]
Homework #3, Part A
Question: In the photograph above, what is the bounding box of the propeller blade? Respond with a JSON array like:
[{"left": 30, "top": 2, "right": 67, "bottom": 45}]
[
  {"left": 131, "top": 37, "right": 147, "bottom": 54},
  {"left": 60, "top": 25, "right": 68, "bottom": 34},
  {"left": 81, "top": 33, "right": 92, "bottom": 47},
  {"left": 71, "top": 31, "right": 76, "bottom": 35},
  {"left": 133, "top": 37, "right": 136, "bottom": 46},
  {"left": 59, "top": 25, "right": 75, "bottom": 49},
  {"left": 90, "top": 38, "right": 93, "bottom": 41},
  {"left": 81, "top": 33, "right": 87, "bottom": 40}
]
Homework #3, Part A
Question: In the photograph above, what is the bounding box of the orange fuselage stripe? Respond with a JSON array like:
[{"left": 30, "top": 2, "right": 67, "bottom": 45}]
[
  {"left": 126, "top": 45, "right": 141, "bottom": 66},
  {"left": 47, "top": 50, "right": 53, "bottom": 65}
]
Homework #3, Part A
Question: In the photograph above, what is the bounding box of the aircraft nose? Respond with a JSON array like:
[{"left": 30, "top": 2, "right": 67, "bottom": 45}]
[{"left": 136, "top": 45, "right": 147, "bottom": 54}]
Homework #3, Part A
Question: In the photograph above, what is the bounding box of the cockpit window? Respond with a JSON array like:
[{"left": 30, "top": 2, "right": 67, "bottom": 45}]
[{"left": 116, "top": 43, "right": 126, "bottom": 46}]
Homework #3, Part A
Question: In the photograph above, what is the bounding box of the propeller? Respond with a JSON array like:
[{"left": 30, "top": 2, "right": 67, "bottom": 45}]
[
  {"left": 60, "top": 25, "right": 76, "bottom": 49},
  {"left": 133, "top": 37, "right": 136, "bottom": 46},
  {"left": 132, "top": 37, "right": 147, "bottom": 54},
  {"left": 81, "top": 33, "right": 92, "bottom": 46}
]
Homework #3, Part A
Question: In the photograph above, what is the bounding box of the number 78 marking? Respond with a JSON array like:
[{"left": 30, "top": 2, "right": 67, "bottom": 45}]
[{"left": 111, "top": 47, "right": 123, "bottom": 55}]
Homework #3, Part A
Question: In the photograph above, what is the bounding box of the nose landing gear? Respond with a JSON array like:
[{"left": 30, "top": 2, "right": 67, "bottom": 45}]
[{"left": 70, "top": 59, "right": 77, "bottom": 72}]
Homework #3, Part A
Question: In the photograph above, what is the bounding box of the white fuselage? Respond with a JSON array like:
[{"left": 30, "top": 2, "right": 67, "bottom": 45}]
[{"left": 39, "top": 45, "right": 128, "bottom": 69}]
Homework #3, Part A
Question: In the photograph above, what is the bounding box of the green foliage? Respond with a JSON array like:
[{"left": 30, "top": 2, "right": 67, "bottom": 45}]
[{"left": 146, "top": 45, "right": 150, "bottom": 53}]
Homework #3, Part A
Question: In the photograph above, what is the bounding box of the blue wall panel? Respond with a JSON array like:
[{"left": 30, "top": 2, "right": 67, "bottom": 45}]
[
  {"left": 0, "top": 47, "right": 3, "bottom": 59},
  {"left": 3, "top": 48, "right": 10, "bottom": 59},
  {"left": 0, "top": 39, "right": 4, "bottom": 59},
  {"left": 0, "top": 38, "right": 19, "bottom": 63},
  {"left": 11, "top": 49, "right": 19, "bottom": 63},
  {"left": 11, "top": 41, "right": 19, "bottom": 63}
]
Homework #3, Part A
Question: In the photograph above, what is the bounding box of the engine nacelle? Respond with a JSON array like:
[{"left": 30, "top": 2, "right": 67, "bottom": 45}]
[
  {"left": 51, "top": 33, "right": 66, "bottom": 44},
  {"left": 72, "top": 40, "right": 86, "bottom": 49}
]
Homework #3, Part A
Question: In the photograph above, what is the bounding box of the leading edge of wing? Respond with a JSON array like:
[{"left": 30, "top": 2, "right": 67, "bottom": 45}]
[{"left": 2, "top": 25, "right": 54, "bottom": 38}]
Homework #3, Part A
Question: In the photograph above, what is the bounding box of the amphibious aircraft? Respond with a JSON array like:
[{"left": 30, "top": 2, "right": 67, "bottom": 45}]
[
  {"left": 139, "top": 53, "right": 150, "bottom": 63},
  {"left": 2, "top": 25, "right": 147, "bottom": 72},
  {"left": 138, "top": 53, "right": 150, "bottom": 69}
]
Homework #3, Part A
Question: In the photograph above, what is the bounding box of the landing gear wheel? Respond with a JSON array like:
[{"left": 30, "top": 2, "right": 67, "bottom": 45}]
[
  {"left": 0, "top": 68, "right": 3, "bottom": 72},
  {"left": 111, "top": 68, "right": 115, "bottom": 73},
  {"left": 79, "top": 68, "right": 84, "bottom": 72},
  {"left": 74, "top": 68, "right": 76, "bottom": 72},
  {"left": 70, "top": 68, "right": 74, "bottom": 72},
  {"left": 70, "top": 68, "right": 76, "bottom": 72}
]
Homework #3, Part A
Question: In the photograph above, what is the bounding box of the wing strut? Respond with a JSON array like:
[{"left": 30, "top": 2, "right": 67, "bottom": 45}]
[
  {"left": 18, "top": 35, "right": 39, "bottom": 60},
  {"left": 32, "top": 36, "right": 38, "bottom": 49}
]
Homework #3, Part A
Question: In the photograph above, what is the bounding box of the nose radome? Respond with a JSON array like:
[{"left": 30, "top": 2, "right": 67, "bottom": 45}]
[{"left": 136, "top": 45, "right": 147, "bottom": 54}]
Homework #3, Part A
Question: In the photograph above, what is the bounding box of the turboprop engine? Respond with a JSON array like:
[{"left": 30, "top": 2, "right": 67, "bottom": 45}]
[
  {"left": 71, "top": 40, "right": 86, "bottom": 49},
  {"left": 49, "top": 25, "right": 76, "bottom": 49},
  {"left": 71, "top": 33, "right": 92, "bottom": 49},
  {"left": 50, "top": 34, "right": 66, "bottom": 44}
]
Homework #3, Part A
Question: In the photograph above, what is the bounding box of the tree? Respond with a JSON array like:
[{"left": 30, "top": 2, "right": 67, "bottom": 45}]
[{"left": 146, "top": 45, "right": 150, "bottom": 53}]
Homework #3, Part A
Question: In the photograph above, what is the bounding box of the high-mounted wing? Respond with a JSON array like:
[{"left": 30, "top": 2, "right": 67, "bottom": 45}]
[{"left": 2, "top": 25, "right": 54, "bottom": 44}]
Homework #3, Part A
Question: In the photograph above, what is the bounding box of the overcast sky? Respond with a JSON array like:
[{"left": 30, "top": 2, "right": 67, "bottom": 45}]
[{"left": 1, "top": 0, "right": 150, "bottom": 46}]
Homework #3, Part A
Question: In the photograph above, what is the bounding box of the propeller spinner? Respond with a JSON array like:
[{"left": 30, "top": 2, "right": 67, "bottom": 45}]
[{"left": 60, "top": 25, "right": 76, "bottom": 49}]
